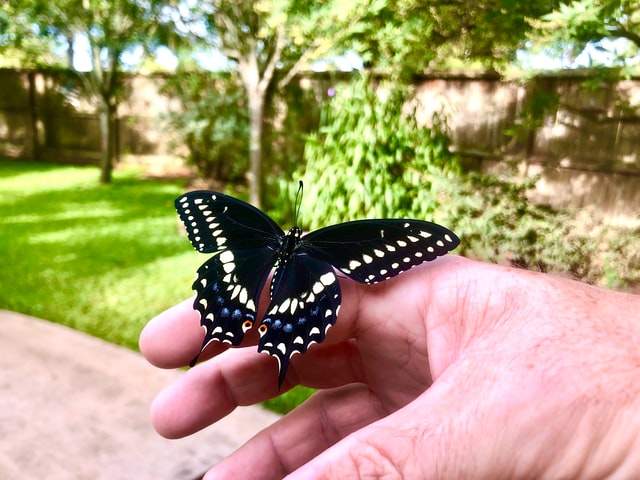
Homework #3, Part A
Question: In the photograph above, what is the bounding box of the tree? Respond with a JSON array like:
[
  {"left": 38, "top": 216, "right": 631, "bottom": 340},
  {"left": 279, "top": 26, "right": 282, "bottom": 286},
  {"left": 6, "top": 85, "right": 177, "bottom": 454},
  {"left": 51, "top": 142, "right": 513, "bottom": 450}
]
[
  {"left": 351, "top": 0, "right": 561, "bottom": 76},
  {"left": 176, "top": 0, "right": 382, "bottom": 208},
  {"left": 0, "top": 2, "right": 64, "bottom": 67},
  {"left": 10, "top": 0, "right": 172, "bottom": 183},
  {"left": 530, "top": 0, "right": 640, "bottom": 68}
]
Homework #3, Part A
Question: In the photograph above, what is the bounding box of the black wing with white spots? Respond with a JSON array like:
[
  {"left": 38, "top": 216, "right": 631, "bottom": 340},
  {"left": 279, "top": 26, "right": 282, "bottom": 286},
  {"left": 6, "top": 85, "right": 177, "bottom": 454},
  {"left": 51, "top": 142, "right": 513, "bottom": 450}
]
[
  {"left": 259, "top": 254, "right": 341, "bottom": 388},
  {"left": 175, "top": 188, "right": 460, "bottom": 390},
  {"left": 176, "top": 191, "right": 282, "bottom": 364},
  {"left": 300, "top": 219, "right": 459, "bottom": 285}
]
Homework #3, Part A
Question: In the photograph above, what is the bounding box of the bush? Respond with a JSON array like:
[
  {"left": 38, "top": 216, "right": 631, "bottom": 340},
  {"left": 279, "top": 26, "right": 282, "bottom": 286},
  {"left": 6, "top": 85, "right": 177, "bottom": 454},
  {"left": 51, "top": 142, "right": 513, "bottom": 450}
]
[
  {"left": 162, "top": 69, "right": 249, "bottom": 183},
  {"left": 289, "top": 76, "right": 596, "bottom": 277}
]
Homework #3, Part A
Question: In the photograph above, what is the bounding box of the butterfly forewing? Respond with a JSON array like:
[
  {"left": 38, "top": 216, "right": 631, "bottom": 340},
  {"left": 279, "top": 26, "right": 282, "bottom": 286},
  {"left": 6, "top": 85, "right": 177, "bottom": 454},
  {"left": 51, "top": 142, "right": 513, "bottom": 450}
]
[
  {"left": 176, "top": 190, "right": 284, "bottom": 253},
  {"left": 175, "top": 191, "right": 283, "bottom": 363},
  {"left": 301, "top": 219, "right": 460, "bottom": 284},
  {"left": 259, "top": 255, "right": 341, "bottom": 389}
]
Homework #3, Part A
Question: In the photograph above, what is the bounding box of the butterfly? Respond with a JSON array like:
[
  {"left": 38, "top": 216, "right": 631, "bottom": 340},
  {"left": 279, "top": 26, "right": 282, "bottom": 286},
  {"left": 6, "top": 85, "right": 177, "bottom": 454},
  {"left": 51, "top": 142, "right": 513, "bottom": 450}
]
[{"left": 175, "top": 184, "right": 459, "bottom": 389}]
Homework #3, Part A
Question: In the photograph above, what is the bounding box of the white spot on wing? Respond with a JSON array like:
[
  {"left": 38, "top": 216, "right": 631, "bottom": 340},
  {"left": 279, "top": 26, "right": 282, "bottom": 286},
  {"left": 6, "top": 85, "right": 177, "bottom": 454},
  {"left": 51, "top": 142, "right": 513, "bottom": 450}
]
[
  {"left": 320, "top": 272, "right": 336, "bottom": 285},
  {"left": 290, "top": 298, "right": 298, "bottom": 315},
  {"left": 278, "top": 298, "right": 291, "bottom": 314},
  {"left": 231, "top": 284, "right": 241, "bottom": 300},
  {"left": 239, "top": 288, "right": 248, "bottom": 305}
]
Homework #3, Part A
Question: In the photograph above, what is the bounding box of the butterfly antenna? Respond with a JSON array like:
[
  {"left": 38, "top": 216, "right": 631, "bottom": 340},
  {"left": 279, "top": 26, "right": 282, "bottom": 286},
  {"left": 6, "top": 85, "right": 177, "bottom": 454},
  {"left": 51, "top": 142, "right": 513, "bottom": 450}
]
[{"left": 294, "top": 180, "right": 303, "bottom": 227}]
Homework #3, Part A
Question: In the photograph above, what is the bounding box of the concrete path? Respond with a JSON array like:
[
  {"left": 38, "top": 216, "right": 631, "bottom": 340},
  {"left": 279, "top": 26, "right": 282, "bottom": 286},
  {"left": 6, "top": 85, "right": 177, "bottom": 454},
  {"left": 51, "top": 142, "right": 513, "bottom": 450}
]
[{"left": 0, "top": 310, "right": 280, "bottom": 480}]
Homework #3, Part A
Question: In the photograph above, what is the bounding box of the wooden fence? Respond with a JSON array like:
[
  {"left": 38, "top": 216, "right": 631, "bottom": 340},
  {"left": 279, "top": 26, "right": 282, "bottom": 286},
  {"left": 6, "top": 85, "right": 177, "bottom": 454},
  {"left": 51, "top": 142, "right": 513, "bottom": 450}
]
[
  {"left": 1, "top": 68, "right": 639, "bottom": 224},
  {"left": 413, "top": 71, "right": 640, "bottom": 225}
]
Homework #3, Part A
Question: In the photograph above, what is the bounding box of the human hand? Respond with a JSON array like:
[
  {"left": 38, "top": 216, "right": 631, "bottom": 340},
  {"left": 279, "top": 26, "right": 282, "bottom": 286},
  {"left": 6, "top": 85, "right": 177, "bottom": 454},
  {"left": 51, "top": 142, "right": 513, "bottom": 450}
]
[{"left": 140, "top": 256, "right": 640, "bottom": 479}]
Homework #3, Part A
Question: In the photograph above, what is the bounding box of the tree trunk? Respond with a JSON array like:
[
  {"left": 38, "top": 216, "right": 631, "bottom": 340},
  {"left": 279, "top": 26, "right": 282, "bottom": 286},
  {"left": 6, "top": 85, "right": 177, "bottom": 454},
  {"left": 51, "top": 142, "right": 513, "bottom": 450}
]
[
  {"left": 99, "top": 96, "right": 117, "bottom": 184},
  {"left": 247, "top": 90, "right": 265, "bottom": 208}
]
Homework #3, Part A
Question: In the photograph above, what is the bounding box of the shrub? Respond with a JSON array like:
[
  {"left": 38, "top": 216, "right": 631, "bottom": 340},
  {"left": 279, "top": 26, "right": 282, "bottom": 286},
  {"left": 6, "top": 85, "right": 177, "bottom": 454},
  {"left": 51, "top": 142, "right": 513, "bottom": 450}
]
[
  {"left": 289, "top": 76, "right": 596, "bottom": 277},
  {"left": 162, "top": 69, "right": 249, "bottom": 183}
]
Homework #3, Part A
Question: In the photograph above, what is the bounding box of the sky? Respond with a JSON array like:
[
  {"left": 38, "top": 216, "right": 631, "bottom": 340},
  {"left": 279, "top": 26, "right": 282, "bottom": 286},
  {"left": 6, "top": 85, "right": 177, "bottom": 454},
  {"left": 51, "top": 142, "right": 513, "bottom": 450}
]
[
  {"left": 70, "top": 33, "right": 364, "bottom": 73},
  {"left": 69, "top": 32, "right": 636, "bottom": 73}
]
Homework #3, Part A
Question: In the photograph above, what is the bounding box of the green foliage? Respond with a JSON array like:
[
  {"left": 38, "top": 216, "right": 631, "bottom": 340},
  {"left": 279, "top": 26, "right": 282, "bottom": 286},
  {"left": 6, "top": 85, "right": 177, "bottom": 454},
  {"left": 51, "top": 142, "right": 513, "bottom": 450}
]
[
  {"left": 505, "top": 78, "right": 560, "bottom": 139},
  {"left": 262, "top": 78, "right": 326, "bottom": 206},
  {"left": 0, "top": 2, "right": 63, "bottom": 67},
  {"left": 262, "top": 385, "right": 315, "bottom": 414},
  {"left": 162, "top": 70, "right": 249, "bottom": 183},
  {"left": 606, "top": 227, "right": 640, "bottom": 289},
  {"left": 292, "top": 76, "right": 597, "bottom": 276},
  {"left": 298, "top": 77, "right": 459, "bottom": 226},
  {"left": 352, "top": 0, "right": 561, "bottom": 76},
  {"left": 530, "top": 0, "right": 640, "bottom": 70}
]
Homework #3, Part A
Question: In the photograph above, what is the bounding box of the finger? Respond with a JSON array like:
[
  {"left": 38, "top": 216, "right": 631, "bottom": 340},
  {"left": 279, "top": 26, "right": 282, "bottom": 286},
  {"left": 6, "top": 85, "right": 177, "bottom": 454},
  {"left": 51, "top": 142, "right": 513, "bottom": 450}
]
[
  {"left": 203, "top": 384, "right": 389, "bottom": 480},
  {"left": 150, "top": 339, "right": 366, "bottom": 439},
  {"left": 139, "top": 298, "right": 208, "bottom": 368},
  {"left": 139, "top": 268, "right": 364, "bottom": 370},
  {"left": 150, "top": 347, "right": 273, "bottom": 438}
]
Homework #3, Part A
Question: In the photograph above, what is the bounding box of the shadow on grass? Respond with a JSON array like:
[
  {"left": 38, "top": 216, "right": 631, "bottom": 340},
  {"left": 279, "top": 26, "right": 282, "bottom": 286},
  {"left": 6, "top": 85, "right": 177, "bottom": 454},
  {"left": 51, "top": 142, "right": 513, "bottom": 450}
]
[
  {"left": 0, "top": 158, "right": 64, "bottom": 179},
  {"left": 0, "top": 160, "right": 199, "bottom": 349}
]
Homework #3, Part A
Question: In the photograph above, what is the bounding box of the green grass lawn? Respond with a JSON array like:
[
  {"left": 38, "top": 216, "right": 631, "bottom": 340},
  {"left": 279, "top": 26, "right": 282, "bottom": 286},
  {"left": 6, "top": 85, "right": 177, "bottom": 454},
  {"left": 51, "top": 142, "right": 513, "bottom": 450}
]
[{"left": 0, "top": 159, "right": 312, "bottom": 413}]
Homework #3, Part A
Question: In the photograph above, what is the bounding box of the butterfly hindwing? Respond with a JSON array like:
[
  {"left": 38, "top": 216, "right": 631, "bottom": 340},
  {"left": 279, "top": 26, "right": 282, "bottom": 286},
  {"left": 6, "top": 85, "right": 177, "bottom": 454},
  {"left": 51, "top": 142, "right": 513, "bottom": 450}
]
[
  {"left": 258, "top": 255, "right": 341, "bottom": 389},
  {"left": 175, "top": 191, "right": 283, "bottom": 363},
  {"left": 300, "top": 219, "right": 460, "bottom": 285},
  {"left": 191, "top": 247, "right": 277, "bottom": 353}
]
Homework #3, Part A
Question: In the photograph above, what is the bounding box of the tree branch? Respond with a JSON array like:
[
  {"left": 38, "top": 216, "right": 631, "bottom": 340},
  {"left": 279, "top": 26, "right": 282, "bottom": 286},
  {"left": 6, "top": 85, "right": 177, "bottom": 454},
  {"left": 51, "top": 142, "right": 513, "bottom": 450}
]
[
  {"left": 259, "top": 23, "right": 286, "bottom": 94},
  {"left": 277, "top": 7, "right": 367, "bottom": 90},
  {"left": 609, "top": 24, "right": 640, "bottom": 49}
]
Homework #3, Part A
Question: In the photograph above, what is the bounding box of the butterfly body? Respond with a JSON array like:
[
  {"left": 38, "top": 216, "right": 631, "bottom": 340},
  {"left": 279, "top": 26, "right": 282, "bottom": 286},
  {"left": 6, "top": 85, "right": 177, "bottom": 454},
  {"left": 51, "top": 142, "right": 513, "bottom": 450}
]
[{"left": 176, "top": 189, "right": 459, "bottom": 389}]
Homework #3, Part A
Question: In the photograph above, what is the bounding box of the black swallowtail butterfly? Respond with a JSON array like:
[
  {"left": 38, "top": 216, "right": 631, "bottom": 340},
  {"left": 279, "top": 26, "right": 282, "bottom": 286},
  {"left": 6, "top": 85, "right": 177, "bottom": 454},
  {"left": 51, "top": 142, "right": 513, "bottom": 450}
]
[{"left": 176, "top": 185, "right": 459, "bottom": 389}]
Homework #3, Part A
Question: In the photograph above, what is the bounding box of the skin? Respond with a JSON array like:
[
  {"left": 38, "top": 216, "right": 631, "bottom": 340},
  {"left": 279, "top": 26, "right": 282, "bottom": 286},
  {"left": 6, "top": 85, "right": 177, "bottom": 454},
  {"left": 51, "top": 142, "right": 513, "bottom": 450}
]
[{"left": 139, "top": 256, "right": 640, "bottom": 479}]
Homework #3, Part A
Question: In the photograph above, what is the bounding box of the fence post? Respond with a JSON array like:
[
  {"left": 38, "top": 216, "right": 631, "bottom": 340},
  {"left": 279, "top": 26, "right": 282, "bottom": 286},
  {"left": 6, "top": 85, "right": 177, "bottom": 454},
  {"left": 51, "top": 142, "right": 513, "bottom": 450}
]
[{"left": 26, "top": 70, "right": 40, "bottom": 161}]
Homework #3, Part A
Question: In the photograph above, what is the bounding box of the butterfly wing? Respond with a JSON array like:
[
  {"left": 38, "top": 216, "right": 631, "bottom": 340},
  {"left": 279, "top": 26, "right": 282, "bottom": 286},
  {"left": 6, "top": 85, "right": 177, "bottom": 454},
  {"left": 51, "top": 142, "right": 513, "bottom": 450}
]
[
  {"left": 301, "top": 219, "right": 459, "bottom": 284},
  {"left": 258, "top": 254, "right": 341, "bottom": 389},
  {"left": 175, "top": 191, "right": 284, "bottom": 362}
]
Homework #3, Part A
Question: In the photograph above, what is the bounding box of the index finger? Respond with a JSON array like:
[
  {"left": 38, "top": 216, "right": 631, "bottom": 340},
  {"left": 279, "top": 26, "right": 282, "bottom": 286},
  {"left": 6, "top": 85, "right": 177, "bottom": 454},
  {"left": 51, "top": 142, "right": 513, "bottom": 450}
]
[{"left": 139, "top": 298, "right": 219, "bottom": 368}]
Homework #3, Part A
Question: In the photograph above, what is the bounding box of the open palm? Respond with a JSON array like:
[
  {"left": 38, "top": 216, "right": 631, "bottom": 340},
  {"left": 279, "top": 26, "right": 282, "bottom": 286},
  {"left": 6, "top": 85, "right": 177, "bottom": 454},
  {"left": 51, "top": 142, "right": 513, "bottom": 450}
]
[{"left": 141, "top": 256, "right": 640, "bottom": 479}]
